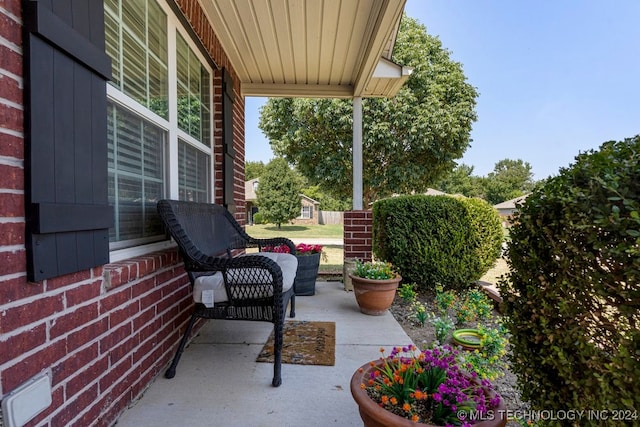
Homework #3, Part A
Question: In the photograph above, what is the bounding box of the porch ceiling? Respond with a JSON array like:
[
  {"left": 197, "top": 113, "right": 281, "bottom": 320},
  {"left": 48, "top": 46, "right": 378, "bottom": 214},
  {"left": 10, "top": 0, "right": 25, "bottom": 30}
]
[{"left": 200, "top": 0, "right": 411, "bottom": 98}]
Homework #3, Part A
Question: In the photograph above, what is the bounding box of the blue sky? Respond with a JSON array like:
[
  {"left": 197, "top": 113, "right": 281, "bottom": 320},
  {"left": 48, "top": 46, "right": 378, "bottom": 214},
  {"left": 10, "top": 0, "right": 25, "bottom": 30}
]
[{"left": 245, "top": 0, "right": 640, "bottom": 180}]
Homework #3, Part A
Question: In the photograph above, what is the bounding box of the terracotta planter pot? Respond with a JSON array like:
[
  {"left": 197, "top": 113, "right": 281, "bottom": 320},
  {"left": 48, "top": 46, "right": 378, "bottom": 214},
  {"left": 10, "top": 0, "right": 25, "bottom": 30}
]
[
  {"left": 348, "top": 274, "right": 401, "bottom": 315},
  {"left": 350, "top": 360, "right": 507, "bottom": 427}
]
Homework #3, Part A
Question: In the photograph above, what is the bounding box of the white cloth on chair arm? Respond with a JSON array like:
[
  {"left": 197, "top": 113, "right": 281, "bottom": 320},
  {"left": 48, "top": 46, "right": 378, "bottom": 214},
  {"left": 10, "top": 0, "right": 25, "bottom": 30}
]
[{"left": 193, "top": 252, "right": 298, "bottom": 303}]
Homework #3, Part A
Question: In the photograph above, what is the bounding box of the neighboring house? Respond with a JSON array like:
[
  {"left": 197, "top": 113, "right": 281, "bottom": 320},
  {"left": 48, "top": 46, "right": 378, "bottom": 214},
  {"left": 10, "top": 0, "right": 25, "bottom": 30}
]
[
  {"left": 0, "top": 1, "right": 409, "bottom": 425},
  {"left": 494, "top": 194, "right": 529, "bottom": 225},
  {"left": 245, "top": 179, "right": 320, "bottom": 225}
]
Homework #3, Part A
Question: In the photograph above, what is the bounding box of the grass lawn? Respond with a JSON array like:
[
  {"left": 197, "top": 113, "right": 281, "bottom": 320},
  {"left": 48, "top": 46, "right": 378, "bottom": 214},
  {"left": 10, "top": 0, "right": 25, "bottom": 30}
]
[
  {"left": 245, "top": 224, "right": 344, "bottom": 272},
  {"left": 480, "top": 256, "right": 510, "bottom": 285},
  {"left": 245, "top": 224, "right": 343, "bottom": 239}
]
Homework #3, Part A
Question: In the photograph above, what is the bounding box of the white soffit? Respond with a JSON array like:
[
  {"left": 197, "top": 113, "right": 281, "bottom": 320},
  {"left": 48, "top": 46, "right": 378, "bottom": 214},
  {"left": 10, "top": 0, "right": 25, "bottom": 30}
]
[{"left": 199, "top": 0, "right": 409, "bottom": 98}]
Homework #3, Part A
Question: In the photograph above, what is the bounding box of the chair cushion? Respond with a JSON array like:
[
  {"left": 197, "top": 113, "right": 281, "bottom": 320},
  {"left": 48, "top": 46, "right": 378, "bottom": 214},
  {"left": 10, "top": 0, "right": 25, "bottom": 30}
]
[{"left": 193, "top": 252, "right": 298, "bottom": 304}]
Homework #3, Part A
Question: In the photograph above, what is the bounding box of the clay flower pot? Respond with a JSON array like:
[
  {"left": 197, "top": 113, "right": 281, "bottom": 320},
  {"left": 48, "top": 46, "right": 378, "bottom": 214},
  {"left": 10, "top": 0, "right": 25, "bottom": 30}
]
[
  {"left": 350, "top": 358, "right": 507, "bottom": 427},
  {"left": 348, "top": 274, "right": 401, "bottom": 315}
]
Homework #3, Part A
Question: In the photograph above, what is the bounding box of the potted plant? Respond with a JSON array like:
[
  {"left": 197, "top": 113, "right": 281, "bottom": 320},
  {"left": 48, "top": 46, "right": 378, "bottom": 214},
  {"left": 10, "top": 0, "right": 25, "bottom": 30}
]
[
  {"left": 262, "top": 243, "right": 325, "bottom": 295},
  {"left": 350, "top": 344, "right": 507, "bottom": 427},
  {"left": 348, "top": 260, "right": 401, "bottom": 315}
]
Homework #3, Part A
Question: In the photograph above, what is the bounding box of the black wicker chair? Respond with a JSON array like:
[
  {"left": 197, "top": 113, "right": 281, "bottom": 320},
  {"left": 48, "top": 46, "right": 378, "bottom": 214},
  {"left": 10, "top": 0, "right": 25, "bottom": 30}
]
[{"left": 157, "top": 199, "right": 297, "bottom": 386}]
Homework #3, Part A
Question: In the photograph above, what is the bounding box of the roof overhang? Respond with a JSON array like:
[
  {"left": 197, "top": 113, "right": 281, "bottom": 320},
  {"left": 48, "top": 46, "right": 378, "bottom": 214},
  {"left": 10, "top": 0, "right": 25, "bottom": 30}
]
[{"left": 200, "top": 0, "right": 412, "bottom": 98}]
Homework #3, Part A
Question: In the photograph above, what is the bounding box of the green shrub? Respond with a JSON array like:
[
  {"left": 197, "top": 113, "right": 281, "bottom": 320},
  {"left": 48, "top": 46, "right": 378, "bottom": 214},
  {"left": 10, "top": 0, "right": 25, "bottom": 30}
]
[
  {"left": 252, "top": 211, "right": 267, "bottom": 224},
  {"left": 499, "top": 136, "right": 640, "bottom": 426},
  {"left": 372, "top": 195, "right": 482, "bottom": 292},
  {"left": 457, "top": 197, "right": 503, "bottom": 276}
]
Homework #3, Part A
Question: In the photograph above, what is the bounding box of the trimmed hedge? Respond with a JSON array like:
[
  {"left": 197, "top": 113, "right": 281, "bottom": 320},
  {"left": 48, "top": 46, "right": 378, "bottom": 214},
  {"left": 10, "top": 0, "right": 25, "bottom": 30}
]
[
  {"left": 499, "top": 136, "right": 640, "bottom": 426},
  {"left": 373, "top": 195, "right": 492, "bottom": 292},
  {"left": 457, "top": 197, "right": 504, "bottom": 277}
]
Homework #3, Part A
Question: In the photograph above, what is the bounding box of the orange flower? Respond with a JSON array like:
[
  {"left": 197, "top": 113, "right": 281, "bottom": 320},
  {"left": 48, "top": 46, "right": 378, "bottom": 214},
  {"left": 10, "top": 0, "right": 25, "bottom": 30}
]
[
  {"left": 358, "top": 368, "right": 363, "bottom": 373},
  {"left": 390, "top": 397, "right": 398, "bottom": 405},
  {"left": 403, "top": 403, "right": 411, "bottom": 412},
  {"left": 360, "top": 383, "right": 366, "bottom": 390},
  {"left": 381, "top": 395, "right": 389, "bottom": 404},
  {"left": 379, "top": 347, "right": 385, "bottom": 353},
  {"left": 368, "top": 379, "right": 374, "bottom": 386},
  {"left": 411, "top": 414, "right": 420, "bottom": 422}
]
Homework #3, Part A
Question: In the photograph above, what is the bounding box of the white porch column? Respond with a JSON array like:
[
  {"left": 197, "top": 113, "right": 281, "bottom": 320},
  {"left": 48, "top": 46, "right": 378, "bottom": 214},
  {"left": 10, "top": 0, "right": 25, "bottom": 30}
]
[{"left": 352, "top": 96, "right": 363, "bottom": 210}]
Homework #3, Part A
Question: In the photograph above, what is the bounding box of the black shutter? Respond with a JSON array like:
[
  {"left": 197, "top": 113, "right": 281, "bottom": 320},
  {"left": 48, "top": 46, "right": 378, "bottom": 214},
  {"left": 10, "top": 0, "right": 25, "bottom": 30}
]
[
  {"left": 222, "top": 68, "right": 236, "bottom": 213},
  {"left": 23, "top": 0, "right": 113, "bottom": 282}
]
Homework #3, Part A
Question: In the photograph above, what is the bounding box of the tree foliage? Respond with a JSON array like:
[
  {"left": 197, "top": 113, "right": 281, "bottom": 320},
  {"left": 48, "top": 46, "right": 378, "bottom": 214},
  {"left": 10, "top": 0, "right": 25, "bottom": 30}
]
[
  {"left": 484, "top": 159, "right": 535, "bottom": 205},
  {"left": 245, "top": 161, "right": 266, "bottom": 180},
  {"left": 255, "top": 158, "right": 301, "bottom": 228},
  {"left": 436, "top": 164, "right": 485, "bottom": 198},
  {"left": 259, "top": 15, "right": 478, "bottom": 205},
  {"left": 499, "top": 136, "right": 640, "bottom": 424},
  {"left": 436, "top": 159, "right": 536, "bottom": 204}
]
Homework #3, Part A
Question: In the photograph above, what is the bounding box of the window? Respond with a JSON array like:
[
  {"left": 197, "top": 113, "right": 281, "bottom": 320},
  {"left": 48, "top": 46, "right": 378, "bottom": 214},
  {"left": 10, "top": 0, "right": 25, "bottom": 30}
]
[
  {"left": 300, "top": 205, "right": 313, "bottom": 219},
  {"left": 105, "top": 0, "right": 213, "bottom": 256}
]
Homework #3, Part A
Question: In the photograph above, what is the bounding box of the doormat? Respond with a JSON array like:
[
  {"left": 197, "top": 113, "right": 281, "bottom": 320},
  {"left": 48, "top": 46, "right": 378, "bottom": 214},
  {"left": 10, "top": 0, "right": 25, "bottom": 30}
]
[{"left": 257, "top": 321, "right": 335, "bottom": 366}]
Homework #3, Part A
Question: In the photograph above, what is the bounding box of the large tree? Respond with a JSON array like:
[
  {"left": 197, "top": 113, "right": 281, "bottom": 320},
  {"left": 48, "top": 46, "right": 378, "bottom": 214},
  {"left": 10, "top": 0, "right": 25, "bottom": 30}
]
[
  {"left": 256, "top": 158, "right": 301, "bottom": 228},
  {"left": 484, "top": 159, "right": 535, "bottom": 204},
  {"left": 259, "top": 15, "right": 478, "bottom": 205},
  {"left": 436, "top": 164, "right": 485, "bottom": 198}
]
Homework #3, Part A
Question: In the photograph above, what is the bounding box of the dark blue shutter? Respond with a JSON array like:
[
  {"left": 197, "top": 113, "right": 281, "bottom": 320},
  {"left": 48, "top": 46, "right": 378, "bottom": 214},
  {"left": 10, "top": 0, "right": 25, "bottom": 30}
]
[
  {"left": 23, "top": 0, "right": 113, "bottom": 281},
  {"left": 222, "top": 69, "right": 236, "bottom": 213}
]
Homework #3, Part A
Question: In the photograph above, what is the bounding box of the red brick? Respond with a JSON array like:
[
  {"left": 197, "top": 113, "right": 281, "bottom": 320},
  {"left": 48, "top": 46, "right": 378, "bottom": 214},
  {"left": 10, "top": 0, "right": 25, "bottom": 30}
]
[
  {"left": 51, "top": 384, "right": 98, "bottom": 427},
  {"left": 0, "top": 294, "right": 64, "bottom": 334},
  {"left": 99, "top": 323, "right": 132, "bottom": 355},
  {"left": 66, "top": 317, "right": 109, "bottom": 350},
  {"left": 109, "top": 300, "right": 139, "bottom": 328},
  {"left": 100, "top": 286, "right": 132, "bottom": 314},
  {"left": 0, "top": 1, "right": 22, "bottom": 18},
  {"left": 0, "top": 248, "right": 25, "bottom": 276},
  {"left": 107, "top": 333, "right": 138, "bottom": 365},
  {"left": 46, "top": 269, "right": 93, "bottom": 290},
  {"left": 0, "top": 103, "right": 23, "bottom": 132},
  {"left": 0, "top": 45, "right": 22, "bottom": 76},
  {"left": 0, "top": 133, "right": 23, "bottom": 162},
  {"left": 64, "top": 280, "right": 102, "bottom": 307},
  {"left": 132, "top": 305, "right": 156, "bottom": 331},
  {"left": 0, "top": 275, "right": 43, "bottom": 304},
  {"left": 52, "top": 343, "right": 98, "bottom": 385},
  {"left": 99, "top": 355, "right": 132, "bottom": 393},
  {"left": 0, "top": 192, "right": 25, "bottom": 218},
  {"left": 0, "top": 74, "right": 22, "bottom": 105},
  {"left": 0, "top": 323, "right": 46, "bottom": 365},
  {"left": 131, "top": 276, "right": 155, "bottom": 299},
  {"left": 0, "top": 221, "right": 24, "bottom": 245},
  {"left": 0, "top": 9, "right": 21, "bottom": 43},
  {"left": 1, "top": 339, "right": 66, "bottom": 391},
  {"left": 49, "top": 303, "right": 99, "bottom": 339},
  {"left": 65, "top": 355, "right": 108, "bottom": 399}
]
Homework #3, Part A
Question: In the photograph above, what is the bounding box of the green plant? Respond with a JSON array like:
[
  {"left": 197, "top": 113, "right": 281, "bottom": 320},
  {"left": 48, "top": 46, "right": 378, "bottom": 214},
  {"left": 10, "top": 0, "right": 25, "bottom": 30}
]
[
  {"left": 398, "top": 283, "right": 418, "bottom": 302},
  {"left": 372, "top": 195, "right": 483, "bottom": 292},
  {"left": 352, "top": 260, "right": 399, "bottom": 280},
  {"left": 457, "top": 196, "right": 504, "bottom": 276},
  {"left": 463, "top": 289, "right": 494, "bottom": 321},
  {"left": 460, "top": 323, "right": 509, "bottom": 380},
  {"left": 357, "top": 345, "right": 501, "bottom": 425},
  {"left": 434, "top": 284, "right": 457, "bottom": 315},
  {"left": 429, "top": 314, "right": 454, "bottom": 343},
  {"left": 499, "top": 135, "right": 640, "bottom": 425},
  {"left": 411, "top": 301, "right": 428, "bottom": 326},
  {"left": 451, "top": 289, "right": 494, "bottom": 326}
]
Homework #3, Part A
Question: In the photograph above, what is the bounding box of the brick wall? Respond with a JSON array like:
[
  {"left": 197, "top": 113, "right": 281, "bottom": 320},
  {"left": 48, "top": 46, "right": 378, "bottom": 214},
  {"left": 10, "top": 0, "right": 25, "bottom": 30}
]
[
  {"left": 0, "top": 1, "right": 246, "bottom": 425},
  {"left": 343, "top": 210, "right": 373, "bottom": 261}
]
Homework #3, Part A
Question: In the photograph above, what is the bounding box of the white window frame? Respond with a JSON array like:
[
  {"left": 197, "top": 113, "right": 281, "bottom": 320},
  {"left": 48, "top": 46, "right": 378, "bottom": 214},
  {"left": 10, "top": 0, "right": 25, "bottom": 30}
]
[{"left": 108, "top": 0, "right": 214, "bottom": 262}]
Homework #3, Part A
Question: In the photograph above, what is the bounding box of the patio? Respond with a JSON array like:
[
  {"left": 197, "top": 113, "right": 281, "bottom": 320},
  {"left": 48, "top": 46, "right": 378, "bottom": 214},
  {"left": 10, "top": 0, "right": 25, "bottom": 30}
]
[{"left": 114, "top": 281, "right": 413, "bottom": 427}]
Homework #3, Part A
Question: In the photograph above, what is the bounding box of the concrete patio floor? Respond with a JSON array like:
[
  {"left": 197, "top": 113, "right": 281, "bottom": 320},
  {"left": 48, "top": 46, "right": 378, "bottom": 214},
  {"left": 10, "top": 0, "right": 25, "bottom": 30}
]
[{"left": 114, "top": 281, "right": 414, "bottom": 427}]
